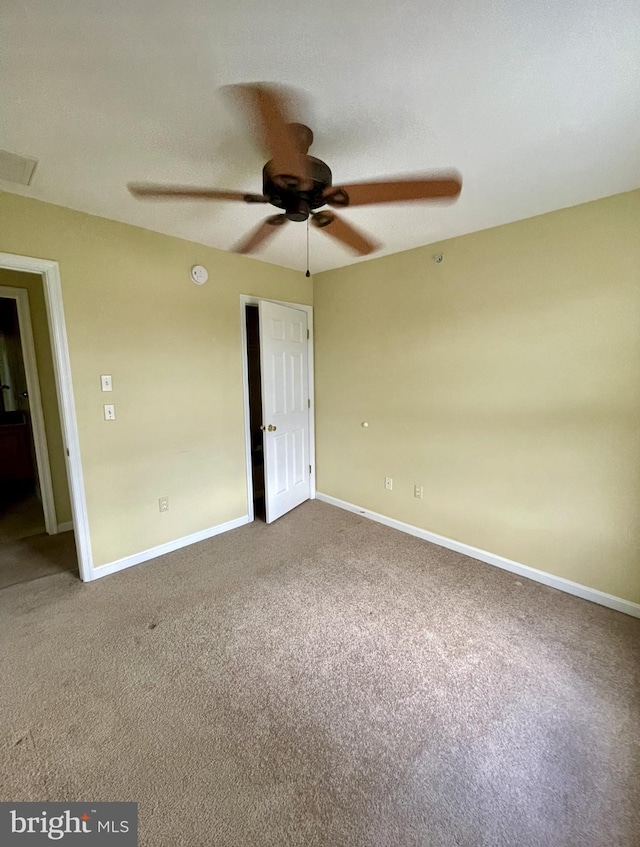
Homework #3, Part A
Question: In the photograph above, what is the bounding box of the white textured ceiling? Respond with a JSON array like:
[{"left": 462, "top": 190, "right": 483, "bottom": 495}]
[{"left": 1, "top": 0, "right": 639, "bottom": 272}]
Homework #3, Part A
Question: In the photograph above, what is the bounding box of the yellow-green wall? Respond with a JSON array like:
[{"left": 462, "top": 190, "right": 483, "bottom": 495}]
[
  {"left": 2, "top": 188, "right": 638, "bottom": 603},
  {"left": 0, "top": 268, "right": 71, "bottom": 524},
  {"left": 0, "top": 192, "right": 312, "bottom": 568},
  {"left": 314, "top": 190, "right": 640, "bottom": 604}
]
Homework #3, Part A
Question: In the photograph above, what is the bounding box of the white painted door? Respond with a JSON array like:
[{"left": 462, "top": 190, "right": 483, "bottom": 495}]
[{"left": 259, "top": 300, "right": 310, "bottom": 523}]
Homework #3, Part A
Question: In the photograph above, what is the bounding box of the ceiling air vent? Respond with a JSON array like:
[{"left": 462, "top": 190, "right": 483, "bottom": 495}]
[{"left": 0, "top": 149, "right": 38, "bottom": 185}]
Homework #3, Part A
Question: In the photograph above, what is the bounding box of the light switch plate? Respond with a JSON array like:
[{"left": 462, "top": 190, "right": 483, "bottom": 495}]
[
  {"left": 101, "top": 374, "right": 113, "bottom": 391},
  {"left": 103, "top": 404, "right": 115, "bottom": 421}
]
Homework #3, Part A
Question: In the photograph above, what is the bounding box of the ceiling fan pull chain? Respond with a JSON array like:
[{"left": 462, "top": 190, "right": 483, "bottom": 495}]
[{"left": 305, "top": 217, "right": 310, "bottom": 278}]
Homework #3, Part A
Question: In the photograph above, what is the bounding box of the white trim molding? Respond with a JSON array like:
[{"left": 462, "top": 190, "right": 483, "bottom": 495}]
[
  {"left": 316, "top": 493, "right": 640, "bottom": 619},
  {"left": 0, "top": 252, "right": 93, "bottom": 581},
  {"left": 57, "top": 521, "right": 74, "bottom": 533},
  {"left": 90, "top": 515, "right": 250, "bottom": 580}
]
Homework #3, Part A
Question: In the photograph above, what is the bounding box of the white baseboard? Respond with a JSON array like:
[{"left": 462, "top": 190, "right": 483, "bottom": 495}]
[
  {"left": 89, "top": 515, "right": 251, "bottom": 581},
  {"left": 316, "top": 493, "right": 640, "bottom": 619},
  {"left": 57, "top": 521, "right": 74, "bottom": 533}
]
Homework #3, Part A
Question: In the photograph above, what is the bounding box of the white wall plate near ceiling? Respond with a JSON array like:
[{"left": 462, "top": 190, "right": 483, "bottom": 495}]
[{"left": 190, "top": 265, "right": 208, "bottom": 285}]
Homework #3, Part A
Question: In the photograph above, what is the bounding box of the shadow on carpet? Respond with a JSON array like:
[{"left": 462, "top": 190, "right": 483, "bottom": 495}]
[{"left": 0, "top": 530, "right": 77, "bottom": 589}]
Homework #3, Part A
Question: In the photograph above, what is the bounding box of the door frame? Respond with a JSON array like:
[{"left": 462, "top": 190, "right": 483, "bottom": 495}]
[
  {"left": 0, "top": 284, "right": 58, "bottom": 535},
  {"left": 0, "top": 252, "right": 92, "bottom": 581},
  {"left": 240, "top": 295, "right": 315, "bottom": 522}
]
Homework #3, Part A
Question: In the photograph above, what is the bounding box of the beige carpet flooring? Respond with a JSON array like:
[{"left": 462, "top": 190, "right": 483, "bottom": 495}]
[
  {"left": 0, "top": 490, "right": 46, "bottom": 542},
  {"left": 1, "top": 500, "right": 638, "bottom": 847},
  {"left": 0, "top": 530, "right": 78, "bottom": 589}
]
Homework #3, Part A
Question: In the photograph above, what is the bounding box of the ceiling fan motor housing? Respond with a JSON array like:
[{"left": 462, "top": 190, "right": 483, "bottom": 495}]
[{"left": 263, "top": 155, "right": 332, "bottom": 221}]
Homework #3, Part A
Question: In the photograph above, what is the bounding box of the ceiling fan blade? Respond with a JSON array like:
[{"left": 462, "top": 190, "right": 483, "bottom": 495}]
[
  {"left": 311, "top": 211, "right": 380, "bottom": 256},
  {"left": 128, "top": 183, "right": 267, "bottom": 203},
  {"left": 323, "top": 173, "right": 462, "bottom": 207},
  {"left": 234, "top": 214, "right": 288, "bottom": 254},
  {"left": 223, "top": 83, "right": 311, "bottom": 189}
]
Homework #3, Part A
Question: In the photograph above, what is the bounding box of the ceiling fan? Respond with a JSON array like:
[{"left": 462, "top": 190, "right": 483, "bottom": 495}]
[{"left": 128, "top": 83, "right": 462, "bottom": 261}]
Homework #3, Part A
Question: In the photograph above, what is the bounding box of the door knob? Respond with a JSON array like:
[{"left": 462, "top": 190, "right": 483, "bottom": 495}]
[
  {"left": 260, "top": 425, "right": 266, "bottom": 431},
  {"left": 267, "top": 424, "right": 277, "bottom": 432}
]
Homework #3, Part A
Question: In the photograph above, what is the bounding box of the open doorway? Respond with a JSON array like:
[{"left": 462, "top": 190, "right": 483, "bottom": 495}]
[
  {"left": 0, "top": 269, "right": 78, "bottom": 587},
  {"left": 241, "top": 296, "right": 316, "bottom": 525},
  {"left": 0, "top": 294, "right": 47, "bottom": 538},
  {"left": 245, "top": 305, "right": 266, "bottom": 520},
  {"left": 0, "top": 253, "right": 91, "bottom": 582}
]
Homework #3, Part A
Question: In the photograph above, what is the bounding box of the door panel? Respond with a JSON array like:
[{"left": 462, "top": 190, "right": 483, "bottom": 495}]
[
  {"left": 271, "top": 353, "right": 286, "bottom": 415},
  {"left": 273, "top": 432, "right": 288, "bottom": 494},
  {"left": 292, "top": 427, "right": 305, "bottom": 485},
  {"left": 259, "top": 301, "right": 310, "bottom": 523}
]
